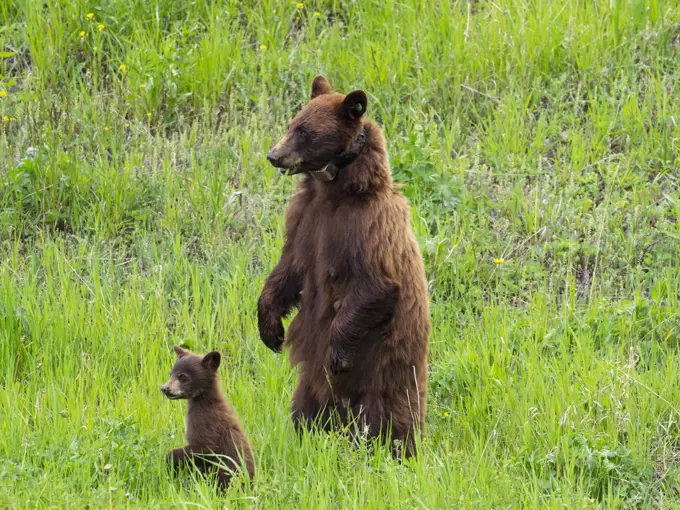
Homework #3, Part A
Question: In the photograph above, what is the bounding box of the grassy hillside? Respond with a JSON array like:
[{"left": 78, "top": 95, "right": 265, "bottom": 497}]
[{"left": 1, "top": 0, "right": 679, "bottom": 507}]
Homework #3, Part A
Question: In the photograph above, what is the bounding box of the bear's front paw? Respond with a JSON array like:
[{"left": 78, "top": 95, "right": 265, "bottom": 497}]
[
  {"left": 259, "top": 316, "right": 285, "bottom": 353},
  {"left": 329, "top": 345, "right": 353, "bottom": 375}
]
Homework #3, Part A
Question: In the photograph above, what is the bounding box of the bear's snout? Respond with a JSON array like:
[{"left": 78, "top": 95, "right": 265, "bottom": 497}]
[
  {"left": 266, "top": 144, "right": 303, "bottom": 173},
  {"left": 266, "top": 150, "right": 283, "bottom": 168},
  {"left": 161, "top": 384, "right": 177, "bottom": 398}
]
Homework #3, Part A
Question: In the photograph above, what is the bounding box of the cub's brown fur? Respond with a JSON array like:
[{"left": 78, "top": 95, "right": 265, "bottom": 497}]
[
  {"left": 162, "top": 345, "right": 254, "bottom": 489},
  {"left": 259, "top": 75, "right": 430, "bottom": 458}
]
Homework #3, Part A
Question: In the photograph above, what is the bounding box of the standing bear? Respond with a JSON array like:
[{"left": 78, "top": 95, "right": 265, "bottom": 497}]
[{"left": 258, "top": 75, "right": 430, "bottom": 458}]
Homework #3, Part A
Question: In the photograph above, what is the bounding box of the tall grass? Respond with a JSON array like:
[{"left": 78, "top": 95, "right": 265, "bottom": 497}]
[{"left": 1, "top": 0, "right": 679, "bottom": 507}]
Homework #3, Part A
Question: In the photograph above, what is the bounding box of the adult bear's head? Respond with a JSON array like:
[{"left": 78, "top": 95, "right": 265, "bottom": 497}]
[{"left": 266, "top": 75, "right": 367, "bottom": 179}]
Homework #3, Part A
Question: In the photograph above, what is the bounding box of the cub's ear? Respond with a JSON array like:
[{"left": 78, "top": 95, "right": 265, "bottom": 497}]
[
  {"left": 342, "top": 90, "right": 367, "bottom": 120},
  {"left": 202, "top": 351, "right": 221, "bottom": 372},
  {"left": 311, "top": 75, "right": 332, "bottom": 99},
  {"left": 173, "top": 345, "right": 189, "bottom": 358}
]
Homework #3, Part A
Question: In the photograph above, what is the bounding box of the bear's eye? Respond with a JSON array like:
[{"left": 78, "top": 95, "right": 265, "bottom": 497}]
[
  {"left": 177, "top": 374, "right": 188, "bottom": 383},
  {"left": 295, "top": 125, "right": 315, "bottom": 141}
]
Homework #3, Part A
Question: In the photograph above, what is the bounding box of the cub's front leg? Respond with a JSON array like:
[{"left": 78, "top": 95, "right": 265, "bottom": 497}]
[
  {"left": 166, "top": 446, "right": 201, "bottom": 472},
  {"left": 166, "top": 446, "right": 232, "bottom": 489}
]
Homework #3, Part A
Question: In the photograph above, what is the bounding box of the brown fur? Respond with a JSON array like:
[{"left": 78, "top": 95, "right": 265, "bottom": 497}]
[
  {"left": 259, "top": 76, "right": 430, "bottom": 458},
  {"left": 162, "top": 345, "right": 255, "bottom": 489}
]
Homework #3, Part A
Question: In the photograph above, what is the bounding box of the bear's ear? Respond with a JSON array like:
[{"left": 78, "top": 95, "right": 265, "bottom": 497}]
[
  {"left": 311, "top": 75, "right": 332, "bottom": 99},
  {"left": 173, "top": 345, "right": 188, "bottom": 358},
  {"left": 202, "top": 351, "right": 221, "bottom": 372},
  {"left": 342, "top": 90, "right": 367, "bottom": 120}
]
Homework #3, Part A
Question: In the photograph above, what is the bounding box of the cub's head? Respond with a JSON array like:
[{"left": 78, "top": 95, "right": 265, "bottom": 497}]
[
  {"left": 266, "top": 75, "right": 367, "bottom": 175},
  {"left": 161, "top": 345, "right": 221, "bottom": 400}
]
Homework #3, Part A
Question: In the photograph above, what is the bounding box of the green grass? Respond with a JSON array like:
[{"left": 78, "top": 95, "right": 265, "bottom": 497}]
[{"left": 1, "top": 0, "right": 680, "bottom": 507}]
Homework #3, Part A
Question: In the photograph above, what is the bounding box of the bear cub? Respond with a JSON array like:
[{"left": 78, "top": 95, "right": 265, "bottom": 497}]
[{"left": 161, "top": 345, "right": 255, "bottom": 490}]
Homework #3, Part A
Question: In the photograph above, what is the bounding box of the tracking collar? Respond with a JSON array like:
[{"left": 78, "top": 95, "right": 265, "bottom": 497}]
[{"left": 308, "top": 130, "right": 367, "bottom": 182}]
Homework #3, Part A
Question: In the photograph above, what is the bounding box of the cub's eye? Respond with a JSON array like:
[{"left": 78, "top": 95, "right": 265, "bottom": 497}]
[{"left": 177, "top": 374, "right": 188, "bottom": 383}]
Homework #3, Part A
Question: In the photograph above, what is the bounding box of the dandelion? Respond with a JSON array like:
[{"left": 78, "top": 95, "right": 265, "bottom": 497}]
[
  {"left": 493, "top": 257, "right": 505, "bottom": 265},
  {"left": 119, "top": 63, "right": 127, "bottom": 71},
  {"left": 0, "top": 90, "right": 6, "bottom": 98},
  {"left": 97, "top": 23, "right": 105, "bottom": 31},
  {"left": 87, "top": 12, "right": 95, "bottom": 20},
  {"left": 296, "top": 2, "right": 304, "bottom": 8},
  {"left": 79, "top": 31, "right": 86, "bottom": 38},
  {"left": 259, "top": 44, "right": 268, "bottom": 51},
  {"left": 314, "top": 11, "right": 320, "bottom": 17}
]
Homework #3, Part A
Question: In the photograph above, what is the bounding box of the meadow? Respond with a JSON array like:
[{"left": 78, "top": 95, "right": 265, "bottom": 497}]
[{"left": 1, "top": 0, "right": 680, "bottom": 507}]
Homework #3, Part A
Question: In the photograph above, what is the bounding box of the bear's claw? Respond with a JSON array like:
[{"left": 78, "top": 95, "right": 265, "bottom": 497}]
[{"left": 260, "top": 319, "right": 284, "bottom": 353}]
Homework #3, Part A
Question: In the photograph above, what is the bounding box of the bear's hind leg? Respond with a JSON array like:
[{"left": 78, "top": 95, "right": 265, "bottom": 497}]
[
  {"left": 291, "top": 374, "right": 335, "bottom": 435},
  {"left": 346, "top": 395, "right": 420, "bottom": 460}
]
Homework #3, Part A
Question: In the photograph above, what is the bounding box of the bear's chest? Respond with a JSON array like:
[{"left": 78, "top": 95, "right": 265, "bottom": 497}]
[
  {"left": 322, "top": 214, "right": 357, "bottom": 294},
  {"left": 295, "top": 203, "right": 355, "bottom": 299}
]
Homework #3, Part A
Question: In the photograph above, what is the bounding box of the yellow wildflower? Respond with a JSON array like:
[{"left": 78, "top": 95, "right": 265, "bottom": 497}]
[
  {"left": 119, "top": 63, "right": 127, "bottom": 71},
  {"left": 314, "top": 11, "right": 320, "bottom": 17},
  {"left": 10, "top": 116, "right": 16, "bottom": 121},
  {"left": 2, "top": 115, "right": 8, "bottom": 122},
  {"left": 0, "top": 90, "right": 6, "bottom": 98},
  {"left": 296, "top": 2, "right": 303, "bottom": 8},
  {"left": 125, "top": 122, "right": 130, "bottom": 128},
  {"left": 103, "top": 127, "right": 110, "bottom": 131},
  {"left": 443, "top": 411, "right": 450, "bottom": 417},
  {"left": 259, "top": 44, "right": 268, "bottom": 51},
  {"left": 79, "top": 31, "right": 86, "bottom": 38},
  {"left": 146, "top": 112, "right": 152, "bottom": 118},
  {"left": 87, "top": 12, "right": 95, "bottom": 20},
  {"left": 493, "top": 257, "right": 505, "bottom": 265},
  {"left": 97, "top": 23, "right": 105, "bottom": 31}
]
